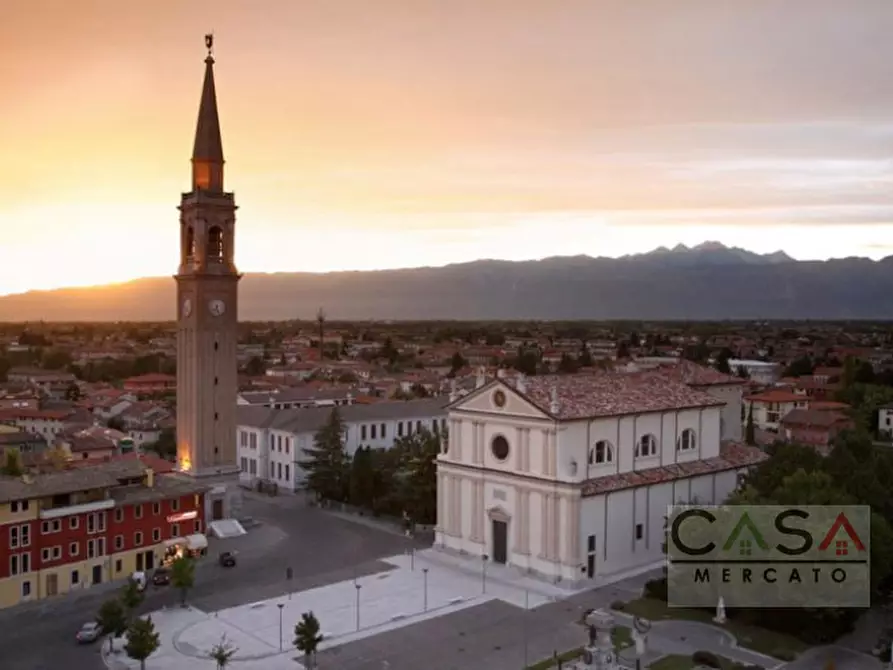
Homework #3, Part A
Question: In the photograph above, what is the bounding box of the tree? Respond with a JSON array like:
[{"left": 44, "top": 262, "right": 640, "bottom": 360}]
[
  {"left": 294, "top": 611, "right": 324, "bottom": 669},
  {"left": 41, "top": 348, "right": 71, "bottom": 370},
  {"left": 44, "top": 444, "right": 69, "bottom": 470},
  {"left": 1, "top": 448, "right": 24, "bottom": 476},
  {"left": 745, "top": 403, "right": 756, "bottom": 446},
  {"left": 736, "top": 365, "right": 750, "bottom": 379},
  {"left": 715, "top": 348, "right": 732, "bottom": 375},
  {"left": 578, "top": 345, "right": 593, "bottom": 368},
  {"left": 244, "top": 356, "right": 265, "bottom": 376},
  {"left": 107, "top": 416, "right": 126, "bottom": 432},
  {"left": 393, "top": 427, "right": 441, "bottom": 525},
  {"left": 120, "top": 579, "right": 144, "bottom": 616},
  {"left": 64, "top": 382, "right": 81, "bottom": 401},
  {"left": 783, "top": 356, "right": 814, "bottom": 378},
  {"left": 125, "top": 616, "right": 160, "bottom": 670},
  {"left": 145, "top": 427, "right": 176, "bottom": 460},
  {"left": 170, "top": 555, "right": 195, "bottom": 606},
  {"left": 96, "top": 597, "right": 128, "bottom": 654},
  {"left": 558, "top": 354, "right": 578, "bottom": 374},
  {"left": 316, "top": 307, "right": 326, "bottom": 360},
  {"left": 448, "top": 352, "right": 466, "bottom": 374},
  {"left": 301, "top": 408, "right": 349, "bottom": 502},
  {"left": 208, "top": 634, "right": 239, "bottom": 669},
  {"left": 349, "top": 446, "right": 376, "bottom": 508}
]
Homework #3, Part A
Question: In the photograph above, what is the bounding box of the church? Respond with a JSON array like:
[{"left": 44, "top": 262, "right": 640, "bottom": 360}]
[{"left": 435, "top": 363, "right": 766, "bottom": 587}]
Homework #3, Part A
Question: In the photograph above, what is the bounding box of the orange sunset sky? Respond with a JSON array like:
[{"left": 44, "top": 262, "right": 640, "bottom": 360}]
[{"left": 3, "top": 0, "right": 893, "bottom": 296}]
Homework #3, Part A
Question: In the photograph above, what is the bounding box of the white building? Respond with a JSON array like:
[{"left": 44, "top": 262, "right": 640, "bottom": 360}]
[
  {"left": 435, "top": 369, "right": 766, "bottom": 588},
  {"left": 727, "top": 359, "right": 781, "bottom": 385},
  {"left": 743, "top": 389, "right": 808, "bottom": 432},
  {"left": 236, "top": 397, "right": 450, "bottom": 492},
  {"left": 237, "top": 387, "right": 356, "bottom": 410}
]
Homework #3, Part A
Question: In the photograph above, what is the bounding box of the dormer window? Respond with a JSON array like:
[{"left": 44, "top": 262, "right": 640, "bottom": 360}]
[
  {"left": 636, "top": 434, "right": 658, "bottom": 458},
  {"left": 676, "top": 429, "right": 697, "bottom": 452}
]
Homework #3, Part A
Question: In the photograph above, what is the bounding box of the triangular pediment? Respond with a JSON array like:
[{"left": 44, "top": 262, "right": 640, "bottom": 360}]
[{"left": 450, "top": 380, "right": 551, "bottom": 420}]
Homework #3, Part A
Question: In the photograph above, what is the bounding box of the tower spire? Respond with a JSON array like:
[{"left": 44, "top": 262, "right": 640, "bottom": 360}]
[{"left": 192, "top": 33, "right": 224, "bottom": 191}]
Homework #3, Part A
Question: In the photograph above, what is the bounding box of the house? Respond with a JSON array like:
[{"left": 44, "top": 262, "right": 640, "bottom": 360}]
[
  {"left": 743, "top": 389, "right": 809, "bottom": 432},
  {"left": 0, "top": 460, "right": 208, "bottom": 609},
  {"left": 54, "top": 425, "right": 133, "bottom": 461},
  {"left": 235, "top": 397, "right": 450, "bottom": 492},
  {"left": 122, "top": 374, "right": 177, "bottom": 394},
  {"left": 0, "top": 408, "right": 90, "bottom": 441},
  {"left": 237, "top": 387, "right": 356, "bottom": 410},
  {"left": 435, "top": 370, "right": 766, "bottom": 587},
  {"left": 780, "top": 409, "right": 853, "bottom": 454}
]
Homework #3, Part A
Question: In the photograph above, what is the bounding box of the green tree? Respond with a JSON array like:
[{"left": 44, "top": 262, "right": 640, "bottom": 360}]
[
  {"left": 736, "top": 365, "right": 749, "bottom": 379},
  {"left": 64, "top": 382, "right": 81, "bottom": 402},
  {"left": 244, "top": 356, "right": 265, "bottom": 376},
  {"left": 301, "top": 408, "right": 349, "bottom": 502},
  {"left": 1, "top": 448, "right": 24, "bottom": 476},
  {"left": 393, "top": 427, "right": 441, "bottom": 525},
  {"left": 208, "top": 634, "right": 239, "bottom": 669},
  {"left": 125, "top": 616, "right": 160, "bottom": 670},
  {"left": 349, "top": 446, "right": 376, "bottom": 508},
  {"left": 578, "top": 345, "right": 593, "bottom": 367},
  {"left": 294, "top": 611, "right": 324, "bottom": 669},
  {"left": 96, "top": 597, "right": 128, "bottom": 654},
  {"left": 41, "top": 348, "right": 72, "bottom": 370},
  {"left": 783, "top": 356, "right": 814, "bottom": 378},
  {"left": 170, "top": 555, "right": 195, "bottom": 606},
  {"left": 146, "top": 427, "right": 176, "bottom": 460},
  {"left": 557, "top": 353, "right": 578, "bottom": 374},
  {"left": 448, "top": 352, "right": 466, "bottom": 375},
  {"left": 745, "top": 403, "right": 756, "bottom": 446},
  {"left": 120, "top": 579, "right": 144, "bottom": 616}
]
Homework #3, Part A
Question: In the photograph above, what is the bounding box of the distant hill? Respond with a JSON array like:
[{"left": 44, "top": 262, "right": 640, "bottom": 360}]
[{"left": 1, "top": 243, "right": 891, "bottom": 321}]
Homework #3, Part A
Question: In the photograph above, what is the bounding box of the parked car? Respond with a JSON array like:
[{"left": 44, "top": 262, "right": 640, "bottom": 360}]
[
  {"left": 76, "top": 622, "right": 101, "bottom": 644},
  {"left": 152, "top": 567, "right": 170, "bottom": 586},
  {"left": 219, "top": 551, "right": 237, "bottom": 567}
]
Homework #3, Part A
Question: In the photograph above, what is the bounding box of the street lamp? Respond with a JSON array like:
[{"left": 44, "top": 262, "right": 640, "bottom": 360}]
[
  {"left": 422, "top": 568, "right": 429, "bottom": 612},
  {"left": 277, "top": 603, "right": 285, "bottom": 651},
  {"left": 481, "top": 554, "right": 488, "bottom": 594},
  {"left": 354, "top": 582, "right": 362, "bottom": 631}
]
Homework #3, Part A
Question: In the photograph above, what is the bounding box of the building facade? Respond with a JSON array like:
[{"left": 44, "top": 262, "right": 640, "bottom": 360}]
[
  {"left": 434, "top": 370, "right": 766, "bottom": 587},
  {"left": 236, "top": 397, "right": 450, "bottom": 492},
  {"left": 174, "top": 37, "right": 241, "bottom": 521},
  {"left": 0, "top": 460, "right": 207, "bottom": 609}
]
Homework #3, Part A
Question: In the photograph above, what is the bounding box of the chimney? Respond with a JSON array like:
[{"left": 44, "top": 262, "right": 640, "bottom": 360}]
[
  {"left": 449, "top": 378, "right": 458, "bottom": 403},
  {"left": 145, "top": 468, "right": 155, "bottom": 488},
  {"left": 475, "top": 367, "right": 486, "bottom": 389},
  {"left": 549, "top": 385, "right": 560, "bottom": 415},
  {"left": 516, "top": 373, "right": 526, "bottom": 394}
]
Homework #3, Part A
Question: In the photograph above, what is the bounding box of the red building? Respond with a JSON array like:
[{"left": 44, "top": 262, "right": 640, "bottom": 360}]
[
  {"left": 123, "top": 373, "right": 177, "bottom": 394},
  {"left": 0, "top": 458, "right": 208, "bottom": 609},
  {"left": 780, "top": 408, "right": 853, "bottom": 455}
]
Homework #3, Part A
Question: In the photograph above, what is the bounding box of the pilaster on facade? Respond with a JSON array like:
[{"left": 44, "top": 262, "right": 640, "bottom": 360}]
[
  {"left": 436, "top": 472, "right": 447, "bottom": 535},
  {"left": 563, "top": 496, "right": 580, "bottom": 566},
  {"left": 514, "top": 488, "right": 531, "bottom": 556},
  {"left": 470, "top": 481, "right": 484, "bottom": 542},
  {"left": 521, "top": 428, "right": 531, "bottom": 473},
  {"left": 514, "top": 427, "right": 524, "bottom": 471},
  {"left": 550, "top": 492, "right": 561, "bottom": 561},
  {"left": 452, "top": 419, "right": 463, "bottom": 461},
  {"left": 453, "top": 477, "right": 463, "bottom": 538},
  {"left": 538, "top": 493, "right": 549, "bottom": 560}
]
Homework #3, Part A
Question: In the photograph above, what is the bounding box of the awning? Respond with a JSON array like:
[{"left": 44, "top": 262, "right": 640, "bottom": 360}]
[
  {"left": 164, "top": 537, "right": 186, "bottom": 548},
  {"left": 186, "top": 533, "right": 208, "bottom": 551}
]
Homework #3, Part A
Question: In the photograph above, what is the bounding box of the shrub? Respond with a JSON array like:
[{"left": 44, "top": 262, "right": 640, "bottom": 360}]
[
  {"left": 643, "top": 578, "right": 668, "bottom": 602},
  {"left": 691, "top": 650, "right": 722, "bottom": 668},
  {"left": 610, "top": 600, "right": 625, "bottom": 611}
]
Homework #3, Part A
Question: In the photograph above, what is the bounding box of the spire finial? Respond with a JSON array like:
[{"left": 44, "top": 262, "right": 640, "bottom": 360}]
[{"left": 205, "top": 33, "right": 214, "bottom": 60}]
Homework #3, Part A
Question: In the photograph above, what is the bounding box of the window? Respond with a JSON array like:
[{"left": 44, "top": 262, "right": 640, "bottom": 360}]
[
  {"left": 21, "top": 552, "right": 30, "bottom": 573},
  {"left": 115, "top": 535, "right": 123, "bottom": 550},
  {"left": 134, "top": 505, "right": 143, "bottom": 520},
  {"left": 41, "top": 548, "right": 51, "bottom": 562},
  {"left": 115, "top": 508, "right": 124, "bottom": 523},
  {"left": 433, "top": 421, "right": 439, "bottom": 435},
  {"left": 277, "top": 435, "right": 282, "bottom": 452},
  {"left": 587, "top": 535, "right": 596, "bottom": 553},
  {"left": 134, "top": 532, "right": 143, "bottom": 547},
  {"left": 589, "top": 440, "right": 614, "bottom": 465},
  {"left": 115, "top": 559, "right": 123, "bottom": 573},
  {"left": 21, "top": 525, "right": 29, "bottom": 547},
  {"left": 636, "top": 434, "right": 657, "bottom": 458},
  {"left": 152, "top": 528, "right": 160, "bottom": 543},
  {"left": 285, "top": 438, "right": 290, "bottom": 455},
  {"left": 371, "top": 424, "right": 377, "bottom": 439},
  {"left": 208, "top": 226, "right": 224, "bottom": 261},
  {"left": 250, "top": 433, "right": 257, "bottom": 449},
  {"left": 270, "top": 462, "right": 275, "bottom": 477},
  {"left": 380, "top": 424, "right": 386, "bottom": 438},
  {"left": 240, "top": 456, "right": 248, "bottom": 472},
  {"left": 398, "top": 422, "right": 403, "bottom": 437},
  {"left": 69, "top": 516, "right": 79, "bottom": 530},
  {"left": 52, "top": 546, "right": 61, "bottom": 560},
  {"left": 285, "top": 465, "right": 290, "bottom": 482},
  {"left": 71, "top": 570, "right": 79, "bottom": 586},
  {"left": 11, "top": 500, "right": 28, "bottom": 513},
  {"left": 239, "top": 431, "right": 247, "bottom": 447},
  {"left": 9, "top": 526, "right": 18, "bottom": 549},
  {"left": 194, "top": 520, "right": 202, "bottom": 533},
  {"left": 71, "top": 541, "right": 80, "bottom": 556},
  {"left": 676, "top": 429, "right": 697, "bottom": 452},
  {"left": 277, "top": 463, "right": 282, "bottom": 480},
  {"left": 361, "top": 425, "right": 367, "bottom": 440},
  {"left": 441, "top": 419, "right": 446, "bottom": 431},
  {"left": 172, "top": 524, "right": 180, "bottom": 537},
  {"left": 22, "top": 581, "right": 31, "bottom": 598},
  {"left": 416, "top": 421, "right": 421, "bottom": 433},
  {"left": 87, "top": 515, "right": 94, "bottom": 534},
  {"left": 490, "top": 435, "right": 510, "bottom": 461},
  {"left": 153, "top": 502, "right": 161, "bottom": 515},
  {"left": 171, "top": 499, "right": 179, "bottom": 512}
]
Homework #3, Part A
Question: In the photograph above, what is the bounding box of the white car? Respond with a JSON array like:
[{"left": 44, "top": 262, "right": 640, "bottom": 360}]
[{"left": 76, "top": 621, "right": 101, "bottom": 644}]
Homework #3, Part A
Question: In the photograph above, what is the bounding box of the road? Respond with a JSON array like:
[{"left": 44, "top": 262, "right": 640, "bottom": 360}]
[{"left": 0, "top": 492, "right": 420, "bottom": 670}]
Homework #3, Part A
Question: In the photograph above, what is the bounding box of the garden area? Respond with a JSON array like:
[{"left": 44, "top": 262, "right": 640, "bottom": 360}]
[{"left": 525, "top": 625, "right": 633, "bottom": 670}]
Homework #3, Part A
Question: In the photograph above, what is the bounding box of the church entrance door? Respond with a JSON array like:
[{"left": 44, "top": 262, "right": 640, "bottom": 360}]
[
  {"left": 492, "top": 519, "right": 508, "bottom": 564},
  {"left": 212, "top": 499, "right": 224, "bottom": 520}
]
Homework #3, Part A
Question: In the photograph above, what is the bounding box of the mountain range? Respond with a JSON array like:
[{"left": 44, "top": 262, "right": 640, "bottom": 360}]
[{"left": 1, "top": 242, "right": 891, "bottom": 321}]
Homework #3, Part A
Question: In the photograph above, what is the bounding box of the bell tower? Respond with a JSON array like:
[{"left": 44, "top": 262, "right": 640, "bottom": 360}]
[{"left": 175, "top": 35, "right": 240, "bottom": 483}]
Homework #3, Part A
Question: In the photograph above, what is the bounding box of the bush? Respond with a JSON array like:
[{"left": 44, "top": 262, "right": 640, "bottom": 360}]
[
  {"left": 692, "top": 650, "right": 722, "bottom": 668},
  {"left": 610, "top": 600, "right": 625, "bottom": 611},
  {"left": 643, "top": 577, "right": 668, "bottom": 602}
]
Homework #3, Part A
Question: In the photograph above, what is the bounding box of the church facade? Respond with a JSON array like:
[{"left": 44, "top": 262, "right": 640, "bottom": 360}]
[
  {"left": 174, "top": 37, "right": 242, "bottom": 521},
  {"left": 435, "top": 365, "right": 766, "bottom": 587}
]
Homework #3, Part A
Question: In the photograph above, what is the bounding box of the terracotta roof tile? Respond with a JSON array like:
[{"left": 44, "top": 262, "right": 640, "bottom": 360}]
[{"left": 581, "top": 442, "right": 767, "bottom": 497}]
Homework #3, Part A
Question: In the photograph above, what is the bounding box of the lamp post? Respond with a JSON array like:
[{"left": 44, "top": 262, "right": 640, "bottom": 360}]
[
  {"left": 422, "top": 568, "right": 429, "bottom": 612},
  {"left": 277, "top": 603, "right": 284, "bottom": 651},
  {"left": 354, "top": 582, "right": 362, "bottom": 631},
  {"left": 481, "top": 554, "right": 488, "bottom": 594}
]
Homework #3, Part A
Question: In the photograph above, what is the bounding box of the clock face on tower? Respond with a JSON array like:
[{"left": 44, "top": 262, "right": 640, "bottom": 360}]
[
  {"left": 208, "top": 299, "right": 226, "bottom": 316},
  {"left": 182, "top": 298, "right": 192, "bottom": 318}
]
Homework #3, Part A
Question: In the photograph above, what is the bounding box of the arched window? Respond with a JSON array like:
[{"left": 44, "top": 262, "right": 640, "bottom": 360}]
[
  {"left": 636, "top": 434, "right": 657, "bottom": 458},
  {"left": 184, "top": 226, "right": 195, "bottom": 260},
  {"left": 676, "top": 429, "right": 697, "bottom": 452},
  {"left": 207, "top": 226, "right": 224, "bottom": 263},
  {"left": 589, "top": 440, "right": 614, "bottom": 465}
]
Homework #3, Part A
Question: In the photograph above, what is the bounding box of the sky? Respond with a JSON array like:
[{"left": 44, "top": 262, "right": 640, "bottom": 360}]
[{"left": 3, "top": 0, "right": 893, "bottom": 295}]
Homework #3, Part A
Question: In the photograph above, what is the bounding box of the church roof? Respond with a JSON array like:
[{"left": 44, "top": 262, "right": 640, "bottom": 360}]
[{"left": 192, "top": 55, "right": 224, "bottom": 163}]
